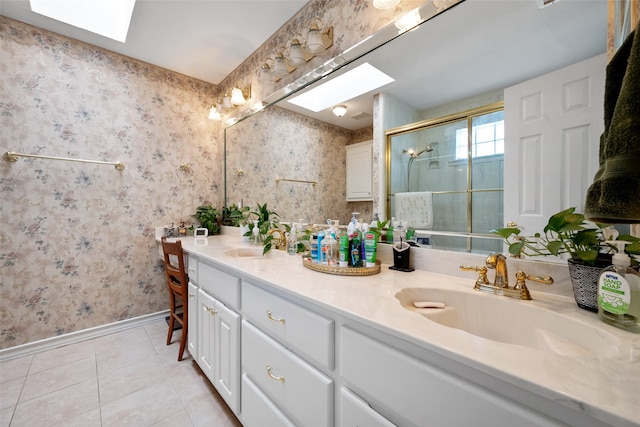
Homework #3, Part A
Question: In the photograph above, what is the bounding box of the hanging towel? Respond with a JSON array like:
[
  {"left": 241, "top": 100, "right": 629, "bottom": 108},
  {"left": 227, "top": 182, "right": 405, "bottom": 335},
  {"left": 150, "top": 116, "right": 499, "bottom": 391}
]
[
  {"left": 394, "top": 191, "right": 433, "bottom": 229},
  {"left": 585, "top": 29, "right": 640, "bottom": 223}
]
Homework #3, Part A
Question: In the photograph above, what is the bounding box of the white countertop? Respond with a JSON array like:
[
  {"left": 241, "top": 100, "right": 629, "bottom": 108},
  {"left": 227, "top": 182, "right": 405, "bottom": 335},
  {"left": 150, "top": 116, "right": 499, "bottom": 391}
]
[{"left": 167, "top": 234, "right": 640, "bottom": 427}]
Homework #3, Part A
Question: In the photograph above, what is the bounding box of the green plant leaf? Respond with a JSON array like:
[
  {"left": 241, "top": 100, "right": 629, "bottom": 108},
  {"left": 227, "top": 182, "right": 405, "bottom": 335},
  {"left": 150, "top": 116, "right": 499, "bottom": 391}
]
[
  {"left": 491, "top": 227, "right": 521, "bottom": 239},
  {"left": 507, "top": 240, "right": 525, "bottom": 256}
]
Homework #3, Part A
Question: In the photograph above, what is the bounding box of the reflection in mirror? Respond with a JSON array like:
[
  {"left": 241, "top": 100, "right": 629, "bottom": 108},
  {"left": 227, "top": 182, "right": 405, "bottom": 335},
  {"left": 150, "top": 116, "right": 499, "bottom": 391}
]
[
  {"left": 388, "top": 103, "right": 504, "bottom": 253},
  {"left": 224, "top": 0, "right": 607, "bottom": 255}
]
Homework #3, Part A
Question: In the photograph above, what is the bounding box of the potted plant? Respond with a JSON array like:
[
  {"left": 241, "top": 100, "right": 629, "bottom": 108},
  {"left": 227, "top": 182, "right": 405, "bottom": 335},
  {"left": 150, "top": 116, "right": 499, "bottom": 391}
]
[
  {"left": 242, "top": 203, "right": 290, "bottom": 254},
  {"left": 193, "top": 204, "right": 221, "bottom": 236},
  {"left": 222, "top": 204, "right": 250, "bottom": 227},
  {"left": 492, "top": 207, "right": 640, "bottom": 311}
]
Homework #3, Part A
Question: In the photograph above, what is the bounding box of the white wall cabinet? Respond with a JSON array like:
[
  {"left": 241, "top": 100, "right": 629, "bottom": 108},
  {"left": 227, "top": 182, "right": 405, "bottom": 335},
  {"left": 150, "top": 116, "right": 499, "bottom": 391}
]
[{"left": 346, "top": 140, "right": 373, "bottom": 201}]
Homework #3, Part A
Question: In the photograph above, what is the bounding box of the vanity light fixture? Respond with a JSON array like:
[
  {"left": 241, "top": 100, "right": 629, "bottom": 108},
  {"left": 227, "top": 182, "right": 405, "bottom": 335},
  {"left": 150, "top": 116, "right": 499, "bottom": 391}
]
[
  {"left": 395, "top": 9, "right": 422, "bottom": 33},
  {"left": 305, "top": 18, "right": 333, "bottom": 55},
  {"left": 287, "top": 35, "right": 313, "bottom": 67},
  {"left": 332, "top": 105, "right": 347, "bottom": 117},
  {"left": 208, "top": 105, "right": 221, "bottom": 120},
  {"left": 272, "top": 51, "right": 294, "bottom": 77},
  {"left": 258, "top": 18, "right": 333, "bottom": 84},
  {"left": 221, "top": 94, "right": 233, "bottom": 111},
  {"left": 230, "top": 84, "right": 251, "bottom": 106},
  {"left": 373, "top": 0, "right": 401, "bottom": 10}
]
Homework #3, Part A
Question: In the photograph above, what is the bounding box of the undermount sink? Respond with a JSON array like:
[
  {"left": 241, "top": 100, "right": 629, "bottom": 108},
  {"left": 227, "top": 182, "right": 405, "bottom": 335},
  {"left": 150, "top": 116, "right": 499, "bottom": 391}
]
[
  {"left": 396, "top": 287, "right": 622, "bottom": 358},
  {"left": 224, "top": 247, "right": 287, "bottom": 259}
]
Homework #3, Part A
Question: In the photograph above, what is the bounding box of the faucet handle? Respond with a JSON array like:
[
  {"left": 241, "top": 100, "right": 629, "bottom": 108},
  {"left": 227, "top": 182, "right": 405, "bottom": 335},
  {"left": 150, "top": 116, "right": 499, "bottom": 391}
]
[
  {"left": 515, "top": 271, "right": 554, "bottom": 286},
  {"left": 513, "top": 271, "right": 554, "bottom": 300},
  {"left": 460, "top": 265, "right": 490, "bottom": 289}
]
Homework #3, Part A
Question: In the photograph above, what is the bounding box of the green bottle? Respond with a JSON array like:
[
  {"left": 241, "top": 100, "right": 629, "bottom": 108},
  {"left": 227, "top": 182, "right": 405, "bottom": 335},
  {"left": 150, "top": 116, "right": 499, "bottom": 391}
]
[{"left": 386, "top": 217, "right": 395, "bottom": 244}]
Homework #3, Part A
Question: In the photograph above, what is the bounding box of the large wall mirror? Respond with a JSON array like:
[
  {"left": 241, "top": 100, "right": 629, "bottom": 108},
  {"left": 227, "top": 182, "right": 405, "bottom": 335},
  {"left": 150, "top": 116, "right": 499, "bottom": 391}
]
[{"left": 224, "top": 0, "right": 607, "bottom": 253}]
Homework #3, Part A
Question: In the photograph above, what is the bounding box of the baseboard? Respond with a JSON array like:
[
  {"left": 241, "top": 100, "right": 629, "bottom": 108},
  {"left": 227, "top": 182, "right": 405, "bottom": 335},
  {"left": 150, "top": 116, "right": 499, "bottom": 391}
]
[{"left": 0, "top": 310, "right": 170, "bottom": 362}]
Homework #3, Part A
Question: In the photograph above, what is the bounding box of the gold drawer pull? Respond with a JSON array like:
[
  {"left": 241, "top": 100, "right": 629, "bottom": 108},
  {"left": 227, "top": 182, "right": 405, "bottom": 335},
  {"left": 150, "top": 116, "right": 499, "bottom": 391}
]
[
  {"left": 188, "top": 293, "right": 196, "bottom": 299},
  {"left": 267, "top": 310, "right": 285, "bottom": 324},
  {"left": 266, "top": 365, "right": 285, "bottom": 383},
  {"left": 204, "top": 306, "right": 218, "bottom": 316}
]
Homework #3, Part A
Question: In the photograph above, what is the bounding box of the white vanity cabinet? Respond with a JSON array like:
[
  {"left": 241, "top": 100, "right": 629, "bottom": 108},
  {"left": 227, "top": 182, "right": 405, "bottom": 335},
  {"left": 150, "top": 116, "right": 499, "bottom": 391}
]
[
  {"left": 346, "top": 140, "right": 373, "bottom": 201},
  {"left": 340, "top": 327, "right": 565, "bottom": 427},
  {"left": 240, "top": 280, "right": 335, "bottom": 427},
  {"left": 190, "top": 257, "right": 241, "bottom": 415}
]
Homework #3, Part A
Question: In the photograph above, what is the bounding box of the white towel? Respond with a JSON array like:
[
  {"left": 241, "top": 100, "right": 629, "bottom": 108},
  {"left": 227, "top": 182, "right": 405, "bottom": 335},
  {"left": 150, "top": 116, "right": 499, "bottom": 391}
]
[{"left": 394, "top": 191, "right": 433, "bottom": 229}]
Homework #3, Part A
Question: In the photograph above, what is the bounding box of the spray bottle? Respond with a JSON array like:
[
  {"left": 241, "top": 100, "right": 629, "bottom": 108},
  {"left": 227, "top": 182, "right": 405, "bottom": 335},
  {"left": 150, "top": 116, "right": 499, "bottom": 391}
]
[{"left": 597, "top": 240, "right": 640, "bottom": 333}]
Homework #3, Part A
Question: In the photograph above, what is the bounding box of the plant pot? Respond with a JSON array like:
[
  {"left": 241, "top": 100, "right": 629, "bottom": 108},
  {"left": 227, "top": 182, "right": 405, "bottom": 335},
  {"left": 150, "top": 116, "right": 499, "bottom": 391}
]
[
  {"left": 567, "top": 257, "right": 611, "bottom": 312},
  {"left": 240, "top": 224, "right": 250, "bottom": 241}
]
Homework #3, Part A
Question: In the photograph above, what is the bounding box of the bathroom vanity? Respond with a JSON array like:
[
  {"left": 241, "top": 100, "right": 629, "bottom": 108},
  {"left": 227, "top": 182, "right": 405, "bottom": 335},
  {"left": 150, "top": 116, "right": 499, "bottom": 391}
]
[{"left": 168, "top": 233, "right": 639, "bottom": 427}]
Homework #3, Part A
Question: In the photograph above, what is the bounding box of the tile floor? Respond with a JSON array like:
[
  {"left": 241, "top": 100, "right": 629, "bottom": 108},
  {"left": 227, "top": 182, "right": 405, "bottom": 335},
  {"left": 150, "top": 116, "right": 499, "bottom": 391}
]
[{"left": 0, "top": 319, "right": 242, "bottom": 427}]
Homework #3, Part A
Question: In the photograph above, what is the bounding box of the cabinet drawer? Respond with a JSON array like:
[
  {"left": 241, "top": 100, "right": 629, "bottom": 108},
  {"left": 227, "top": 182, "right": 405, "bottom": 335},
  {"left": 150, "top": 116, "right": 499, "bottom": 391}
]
[
  {"left": 242, "top": 320, "right": 334, "bottom": 427},
  {"left": 241, "top": 374, "right": 296, "bottom": 427},
  {"left": 242, "top": 280, "right": 334, "bottom": 369},
  {"left": 340, "top": 387, "right": 396, "bottom": 427},
  {"left": 199, "top": 261, "right": 240, "bottom": 309},
  {"left": 341, "top": 327, "right": 560, "bottom": 427}
]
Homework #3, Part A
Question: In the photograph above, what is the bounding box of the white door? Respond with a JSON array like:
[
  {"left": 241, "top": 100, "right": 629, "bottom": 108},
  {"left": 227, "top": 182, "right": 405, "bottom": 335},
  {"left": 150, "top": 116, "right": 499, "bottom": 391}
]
[{"left": 504, "top": 53, "right": 606, "bottom": 235}]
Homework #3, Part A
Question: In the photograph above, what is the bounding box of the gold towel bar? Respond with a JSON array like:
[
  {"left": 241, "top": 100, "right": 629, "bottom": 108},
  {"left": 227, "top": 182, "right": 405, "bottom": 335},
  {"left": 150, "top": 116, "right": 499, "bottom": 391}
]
[
  {"left": 3, "top": 151, "right": 124, "bottom": 170},
  {"left": 275, "top": 176, "right": 317, "bottom": 186}
]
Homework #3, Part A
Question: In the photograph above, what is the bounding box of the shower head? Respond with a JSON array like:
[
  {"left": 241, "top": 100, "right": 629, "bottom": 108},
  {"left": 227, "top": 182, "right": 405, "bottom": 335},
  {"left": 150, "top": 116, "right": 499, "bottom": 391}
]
[{"left": 403, "top": 144, "right": 435, "bottom": 159}]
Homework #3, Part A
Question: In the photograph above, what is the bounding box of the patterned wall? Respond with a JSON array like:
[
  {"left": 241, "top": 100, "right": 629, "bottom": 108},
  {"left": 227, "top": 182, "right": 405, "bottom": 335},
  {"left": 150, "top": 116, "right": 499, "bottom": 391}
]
[
  {"left": 0, "top": 17, "right": 220, "bottom": 349},
  {"left": 0, "top": 0, "right": 433, "bottom": 349},
  {"left": 226, "top": 106, "right": 373, "bottom": 226}
]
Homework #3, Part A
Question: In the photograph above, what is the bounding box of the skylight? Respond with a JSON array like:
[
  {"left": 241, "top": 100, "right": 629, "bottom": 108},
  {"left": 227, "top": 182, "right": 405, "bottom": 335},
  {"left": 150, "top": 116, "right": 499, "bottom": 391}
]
[
  {"left": 30, "top": 0, "right": 137, "bottom": 43},
  {"left": 287, "top": 63, "right": 395, "bottom": 112}
]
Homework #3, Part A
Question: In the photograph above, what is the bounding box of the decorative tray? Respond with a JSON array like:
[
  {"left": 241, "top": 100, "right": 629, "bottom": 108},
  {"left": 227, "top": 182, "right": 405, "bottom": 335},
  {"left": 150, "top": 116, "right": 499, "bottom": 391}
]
[{"left": 302, "top": 257, "right": 381, "bottom": 276}]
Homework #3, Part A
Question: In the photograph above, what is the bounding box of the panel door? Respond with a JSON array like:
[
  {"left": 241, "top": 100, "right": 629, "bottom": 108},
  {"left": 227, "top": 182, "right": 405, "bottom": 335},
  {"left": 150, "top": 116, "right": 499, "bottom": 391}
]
[{"left": 504, "top": 53, "right": 606, "bottom": 235}]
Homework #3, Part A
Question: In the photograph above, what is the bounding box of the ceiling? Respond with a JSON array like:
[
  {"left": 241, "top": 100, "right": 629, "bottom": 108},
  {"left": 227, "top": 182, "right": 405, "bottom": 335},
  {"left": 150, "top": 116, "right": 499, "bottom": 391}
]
[
  {"left": 0, "top": 0, "right": 607, "bottom": 131},
  {"left": 0, "top": 0, "right": 308, "bottom": 84},
  {"left": 276, "top": 0, "right": 607, "bottom": 130}
]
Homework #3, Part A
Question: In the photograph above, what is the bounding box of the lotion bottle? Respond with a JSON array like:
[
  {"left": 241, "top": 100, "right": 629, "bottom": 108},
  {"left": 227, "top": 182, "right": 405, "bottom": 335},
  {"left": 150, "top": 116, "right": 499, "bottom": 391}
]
[{"left": 597, "top": 241, "right": 640, "bottom": 333}]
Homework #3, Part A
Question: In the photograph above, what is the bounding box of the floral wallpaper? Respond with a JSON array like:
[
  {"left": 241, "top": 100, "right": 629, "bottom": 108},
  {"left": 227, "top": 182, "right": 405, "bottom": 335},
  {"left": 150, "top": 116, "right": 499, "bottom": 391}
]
[
  {"left": 226, "top": 106, "right": 373, "bottom": 225},
  {"left": 0, "top": 17, "right": 220, "bottom": 349},
  {"left": 0, "top": 0, "right": 436, "bottom": 350}
]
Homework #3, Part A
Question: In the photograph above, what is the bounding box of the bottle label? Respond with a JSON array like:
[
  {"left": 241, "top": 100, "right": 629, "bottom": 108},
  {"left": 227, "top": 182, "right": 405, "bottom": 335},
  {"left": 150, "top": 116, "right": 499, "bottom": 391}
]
[{"left": 598, "top": 271, "right": 631, "bottom": 314}]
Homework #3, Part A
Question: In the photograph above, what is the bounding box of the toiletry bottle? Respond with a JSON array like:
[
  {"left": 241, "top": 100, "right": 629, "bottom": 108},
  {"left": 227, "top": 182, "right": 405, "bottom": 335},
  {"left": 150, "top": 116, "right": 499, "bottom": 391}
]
[
  {"left": 311, "top": 233, "right": 318, "bottom": 262},
  {"left": 339, "top": 230, "right": 349, "bottom": 267},
  {"left": 317, "top": 229, "right": 325, "bottom": 263},
  {"left": 364, "top": 229, "right": 378, "bottom": 267},
  {"left": 251, "top": 220, "right": 260, "bottom": 246},
  {"left": 351, "top": 227, "right": 363, "bottom": 267},
  {"left": 597, "top": 241, "right": 640, "bottom": 333},
  {"left": 386, "top": 217, "right": 395, "bottom": 244}
]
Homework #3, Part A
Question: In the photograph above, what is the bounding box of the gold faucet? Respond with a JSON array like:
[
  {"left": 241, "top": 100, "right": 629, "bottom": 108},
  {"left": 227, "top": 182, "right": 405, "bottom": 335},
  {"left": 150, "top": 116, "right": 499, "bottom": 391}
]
[
  {"left": 267, "top": 229, "right": 287, "bottom": 250},
  {"left": 460, "top": 252, "right": 554, "bottom": 300}
]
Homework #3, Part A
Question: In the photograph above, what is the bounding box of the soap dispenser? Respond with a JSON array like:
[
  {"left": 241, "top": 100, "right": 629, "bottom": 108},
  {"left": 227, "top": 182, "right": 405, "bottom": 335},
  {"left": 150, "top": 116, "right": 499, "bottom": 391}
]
[
  {"left": 597, "top": 240, "right": 640, "bottom": 333},
  {"left": 251, "top": 220, "right": 261, "bottom": 246}
]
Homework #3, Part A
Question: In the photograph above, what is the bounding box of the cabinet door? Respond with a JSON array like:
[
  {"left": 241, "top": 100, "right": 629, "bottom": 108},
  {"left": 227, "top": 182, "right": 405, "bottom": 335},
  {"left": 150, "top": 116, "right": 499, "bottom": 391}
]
[
  {"left": 197, "top": 289, "right": 217, "bottom": 383},
  {"left": 346, "top": 141, "right": 373, "bottom": 201},
  {"left": 215, "top": 301, "right": 241, "bottom": 414},
  {"left": 504, "top": 53, "right": 605, "bottom": 235},
  {"left": 187, "top": 282, "right": 199, "bottom": 359}
]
